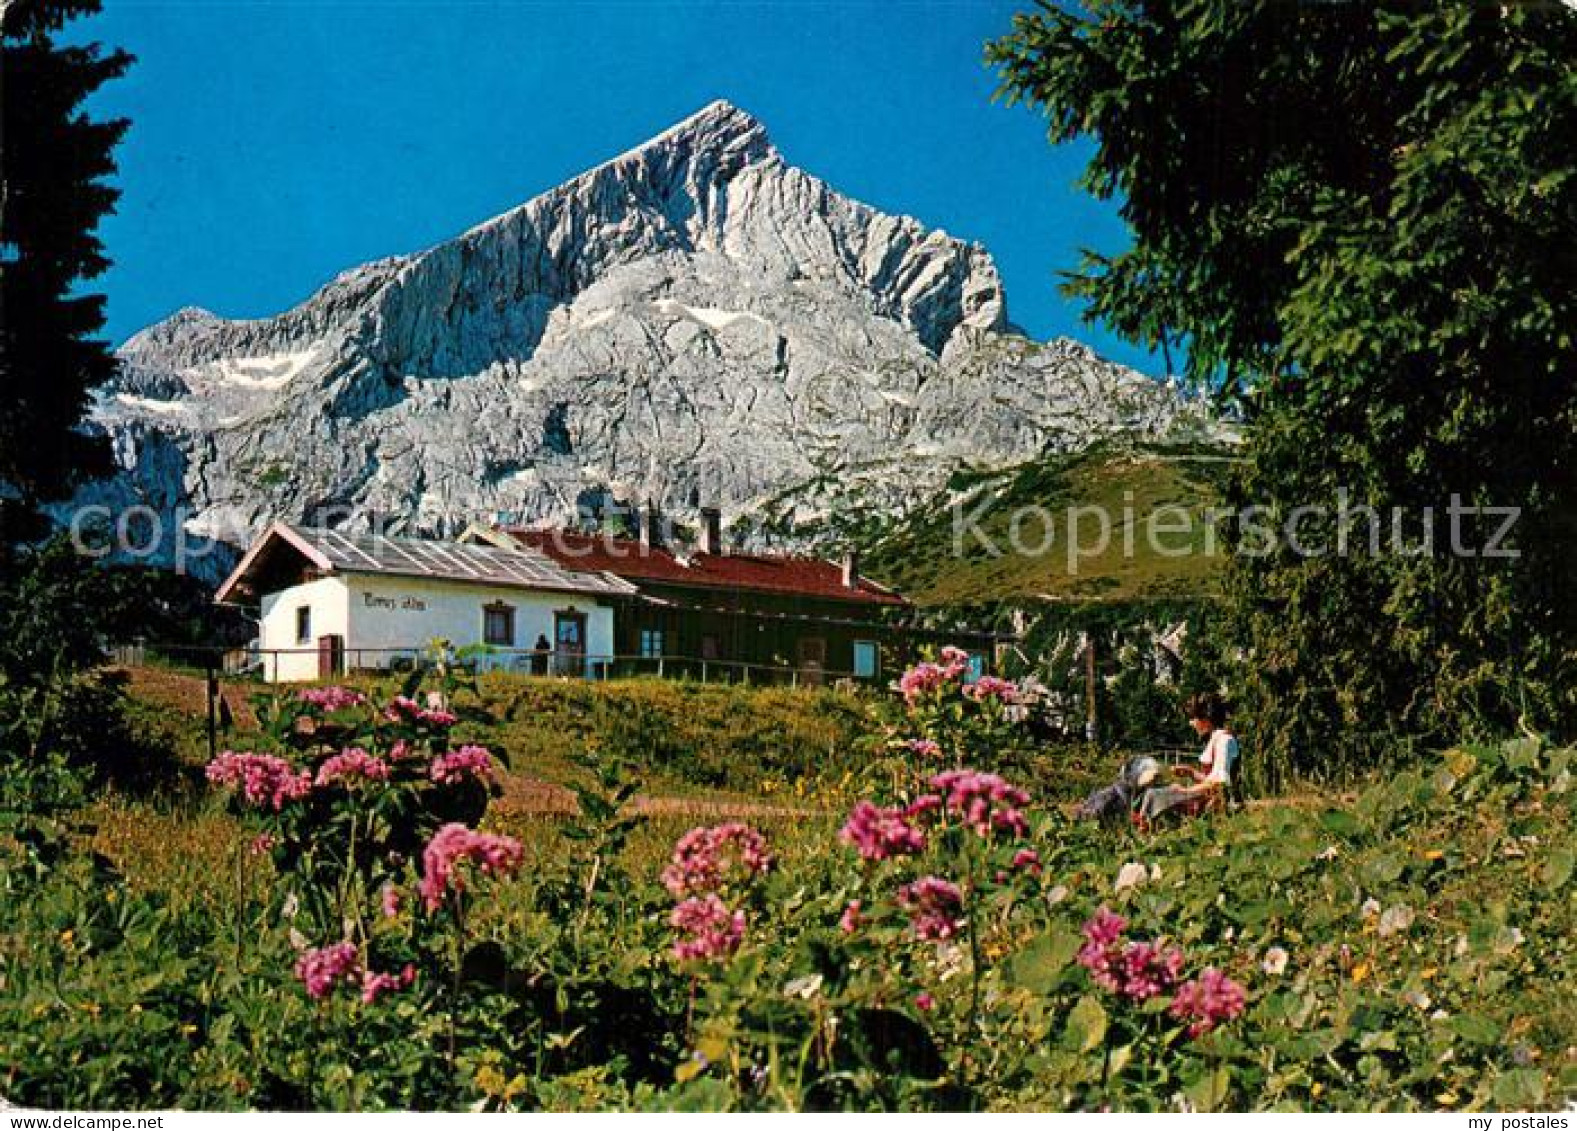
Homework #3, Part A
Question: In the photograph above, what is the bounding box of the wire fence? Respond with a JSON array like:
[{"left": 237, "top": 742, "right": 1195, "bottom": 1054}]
[{"left": 116, "top": 642, "right": 893, "bottom": 689}]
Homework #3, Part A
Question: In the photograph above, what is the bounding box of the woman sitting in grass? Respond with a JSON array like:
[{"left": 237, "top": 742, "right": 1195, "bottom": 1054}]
[{"left": 1137, "top": 692, "right": 1238, "bottom": 823}]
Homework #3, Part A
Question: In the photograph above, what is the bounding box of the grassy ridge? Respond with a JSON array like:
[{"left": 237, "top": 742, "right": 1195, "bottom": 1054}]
[{"left": 865, "top": 445, "right": 1232, "bottom": 606}]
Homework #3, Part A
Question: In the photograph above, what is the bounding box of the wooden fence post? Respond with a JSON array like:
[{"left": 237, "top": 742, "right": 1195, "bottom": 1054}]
[
  {"left": 205, "top": 659, "right": 220, "bottom": 764},
  {"left": 1084, "top": 633, "right": 1098, "bottom": 744}
]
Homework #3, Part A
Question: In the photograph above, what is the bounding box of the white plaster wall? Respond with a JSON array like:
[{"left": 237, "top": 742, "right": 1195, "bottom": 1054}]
[
  {"left": 343, "top": 573, "right": 616, "bottom": 676},
  {"left": 259, "top": 576, "right": 350, "bottom": 682}
]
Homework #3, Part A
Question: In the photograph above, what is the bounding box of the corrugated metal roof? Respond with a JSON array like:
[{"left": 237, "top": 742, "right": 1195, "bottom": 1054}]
[
  {"left": 500, "top": 528, "right": 908, "bottom": 606},
  {"left": 216, "top": 522, "right": 638, "bottom": 603}
]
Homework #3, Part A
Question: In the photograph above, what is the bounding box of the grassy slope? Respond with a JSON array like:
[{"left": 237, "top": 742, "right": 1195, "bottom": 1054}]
[
  {"left": 864, "top": 445, "right": 1232, "bottom": 606},
  {"left": 116, "top": 664, "right": 876, "bottom": 803},
  {"left": 39, "top": 723, "right": 1577, "bottom": 1110}
]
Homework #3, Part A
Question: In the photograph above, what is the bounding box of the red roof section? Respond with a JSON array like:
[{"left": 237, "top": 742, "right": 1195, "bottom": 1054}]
[{"left": 499, "top": 528, "right": 907, "bottom": 606}]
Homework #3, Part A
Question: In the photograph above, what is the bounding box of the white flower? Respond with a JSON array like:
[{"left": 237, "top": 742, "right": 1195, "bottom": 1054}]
[
  {"left": 1361, "top": 897, "right": 1381, "bottom": 918},
  {"left": 1114, "top": 862, "right": 1149, "bottom": 893},
  {"left": 1316, "top": 845, "right": 1340, "bottom": 862},
  {"left": 1045, "top": 884, "right": 1070, "bottom": 906},
  {"left": 1378, "top": 905, "right": 1415, "bottom": 937},
  {"left": 933, "top": 942, "right": 969, "bottom": 982},
  {"left": 1402, "top": 990, "right": 1432, "bottom": 1010},
  {"left": 782, "top": 974, "right": 823, "bottom": 1000},
  {"left": 1262, "top": 946, "right": 1290, "bottom": 975}
]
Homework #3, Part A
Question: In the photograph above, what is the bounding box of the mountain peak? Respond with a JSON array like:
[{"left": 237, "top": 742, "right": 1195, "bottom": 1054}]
[{"left": 605, "top": 98, "right": 773, "bottom": 171}]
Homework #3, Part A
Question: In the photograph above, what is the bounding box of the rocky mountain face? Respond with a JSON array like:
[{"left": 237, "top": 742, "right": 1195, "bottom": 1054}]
[{"left": 82, "top": 100, "right": 1221, "bottom": 572}]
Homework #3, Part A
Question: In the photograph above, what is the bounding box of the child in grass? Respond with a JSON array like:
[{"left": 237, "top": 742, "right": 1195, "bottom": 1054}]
[{"left": 1137, "top": 692, "right": 1237, "bottom": 821}]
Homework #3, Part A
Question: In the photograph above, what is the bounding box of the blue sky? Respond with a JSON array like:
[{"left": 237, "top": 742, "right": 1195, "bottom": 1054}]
[{"left": 72, "top": 0, "right": 1157, "bottom": 372}]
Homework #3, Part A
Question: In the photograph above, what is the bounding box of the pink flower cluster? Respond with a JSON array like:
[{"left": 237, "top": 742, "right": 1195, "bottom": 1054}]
[
  {"left": 906, "top": 737, "right": 943, "bottom": 759},
  {"left": 963, "top": 675, "right": 1019, "bottom": 705},
  {"left": 1076, "top": 907, "right": 1184, "bottom": 1001},
  {"left": 429, "top": 744, "right": 495, "bottom": 785},
  {"left": 937, "top": 645, "right": 970, "bottom": 671},
  {"left": 359, "top": 963, "right": 418, "bottom": 1004},
  {"left": 925, "top": 769, "right": 1031, "bottom": 838},
  {"left": 418, "top": 823, "right": 525, "bottom": 911},
  {"left": 660, "top": 822, "right": 774, "bottom": 898},
  {"left": 384, "top": 695, "right": 458, "bottom": 728},
  {"left": 1077, "top": 908, "right": 1244, "bottom": 1036},
  {"left": 898, "top": 876, "right": 965, "bottom": 941},
  {"left": 839, "top": 900, "right": 863, "bottom": 934},
  {"left": 661, "top": 824, "right": 771, "bottom": 964},
  {"left": 381, "top": 882, "right": 402, "bottom": 919},
  {"left": 1011, "top": 848, "right": 1043, "bottom": 874},
  {"left": 315, "top": 747, "right": 391, "bottom": 787},
  {"left": 1168, "top": 967, "right": 1247, "bottom": 1037},
  {"left": 295, "top": 942, "right": 360, "bottom": 1000},
  {"left": 839, "top": 801, "right": 926, "bottom": 861},
  {"left": 898, "top": 662, "right": 951, "bottom": 704},
  {"left": 896, "top": 646, "right": 971, "bottom": 704},
  {"left": 670, "top": 894, "right": 746, "bottom": 962},
  {"left": 295, "top": 942, "right": 416, "bottom": 1003},
  {"left": 297, "top": 686, "right": 367, "bottom": 712},
  {"left": 206, "top": 751, "right": 312, "bottom": 811}
]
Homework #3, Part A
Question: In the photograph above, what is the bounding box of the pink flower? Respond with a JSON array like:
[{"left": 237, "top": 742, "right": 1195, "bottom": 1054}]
[
  {"left": 429, "top": 744, "right": 495, "bottom": 785},
  {"left": 898, "top": 876, "right": 965, "bottom": 942},
  {"left": 381, "top": 882, "right": 402, "bottom": 919},
  {"left": 898, "top": 662, "right": 949, "bottom": 704},
  {"left": 1113, "top": 940, "right": 1186, "bottom": 1001},
  {"left": 297, "top": 686, "right": 366, "bottom": 712},
  {"left": 926, "top": 769, "right": 1032, "bottom": 839},
  {"left": 660, "top": 823, "right": 774, "bottom": 898},
  {"left": 1076, "top": 907, "right": 1184, "bottom": 1001},
  {"left": 387, "top": 740, "right": 417, "bottom": 761},
  {"left": 1169, "top": 968, "right": 1247, "bottom": 1037},
  {"left": 906, "top": 738, "right": 943, "bottom": 759},
  {"left": 360, "top": 963, "right": 417, "bottom": 1004},
  {"left": 839, "top": 900, "right": 863, "bottom": 934},
  {"left": 315, "top": 747, "right": 391, "bottom": 787},
  {"left": 1011, "top": 848, "right": 1043, "bottom": 875},
  {"left": 839, "top": 801, "right": 926, "bottom": 861},
  {"left": 914, "top": 992, "right": 936, "bottom": 1012},
  {"left": 206, "top": 751, "right": 312, "bottom": 811},
  {"left": 1083, "top": 906, "right": 1127, "bottom": 948},
  {"left": 295, "top": 942, "right": 360, "bottom": 1000},
  {"left": 670, "top": 894, "right": 746, "bottom": 962},
  {"left": 418, "top": 823, "right": 525, "bottom": 911},
  {"left": 384, "top": 695, "right": 458, "bottom": 728},
  {"left": 963, "top": 675, "right": 1019, "bottom": 705},
  {"left": 249, "top": 832, "right": 277, "bottom": 856},
  {"left": 937, "top": 646, "right": 971, "bottom": 676}
]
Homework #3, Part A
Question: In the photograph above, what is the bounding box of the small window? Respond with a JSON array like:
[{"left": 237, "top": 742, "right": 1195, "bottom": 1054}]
[
  {"left": 852, "top": 640, "right": 879, "bottom": 679},
  {"left": 295, "top": 605, "right": 312, "bottom": 644},
  {"left": 483, "top": 603, "right": 515, "bottom": 647},
  {"left": 639, "top": 627, "right": 664, "bottom": 659}
]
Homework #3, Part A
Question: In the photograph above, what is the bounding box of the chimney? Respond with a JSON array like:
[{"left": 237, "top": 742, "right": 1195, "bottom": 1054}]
[
  {"left": 640, "top": 503, "right": 664, "bottom": 551},
  {"left": 699, "top": 507, "right": 723, "bottom": 555},
  {"left": 842, "top": 549, "right": 860, "bottom": 590}
]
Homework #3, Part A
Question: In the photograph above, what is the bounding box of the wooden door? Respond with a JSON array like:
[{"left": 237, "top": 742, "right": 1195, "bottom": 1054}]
[
  {"left": 317, "top": 634, "right": 344, "bottom": 679},
  {"left": 797, "top": 636, "right": 826, "bottom": 686},
  {"left": 554, "top": 610, "right": 587, "bottom": 675}
]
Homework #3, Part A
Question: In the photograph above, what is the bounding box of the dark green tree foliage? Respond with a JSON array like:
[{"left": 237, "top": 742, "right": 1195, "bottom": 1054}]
[
  {"left": 1, "top": 0, "right": 130, "bottom": 548},
  {"left": 990, "top": 3, "right": 1577, "bottom": 782}
]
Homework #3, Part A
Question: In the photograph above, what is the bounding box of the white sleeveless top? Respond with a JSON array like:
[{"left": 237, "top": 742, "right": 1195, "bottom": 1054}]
[{"left": 1200, "top": 729, "right": 1238, "bottom": 785}]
